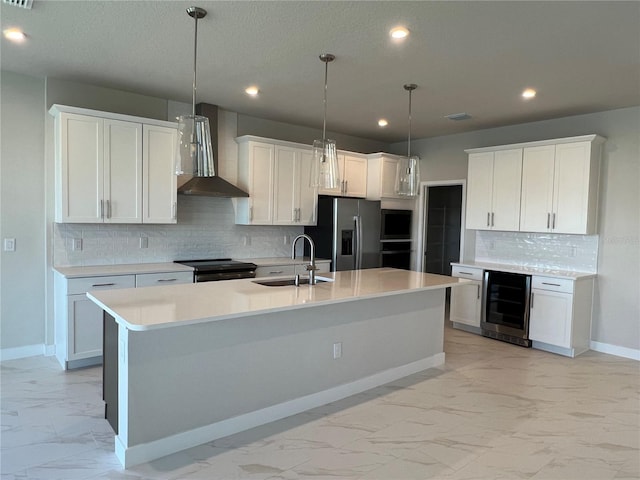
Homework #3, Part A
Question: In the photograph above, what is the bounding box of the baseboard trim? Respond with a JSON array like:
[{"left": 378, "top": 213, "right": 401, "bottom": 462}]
[
  {"left": 116, "top": 352, "right": 445, "bottom": 468},
  {"left": 0, "top": 344, "right": 46, "bottom": 361},
  {"left": 590, "top": 340, "right": 640, "bottom": 361}
]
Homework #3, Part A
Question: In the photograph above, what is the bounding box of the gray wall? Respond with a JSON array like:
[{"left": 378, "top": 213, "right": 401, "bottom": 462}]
[
  {"left": 0, "top": 72, "right": 46, "bottom": 351},
  {"left": 393, "top": 107, "right": 640, "bottom": 351}
]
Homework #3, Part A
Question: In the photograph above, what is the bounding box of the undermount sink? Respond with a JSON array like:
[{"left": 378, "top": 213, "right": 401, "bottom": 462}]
[{"left": 253, "top": 277, "right": 332, "bottom": 287}]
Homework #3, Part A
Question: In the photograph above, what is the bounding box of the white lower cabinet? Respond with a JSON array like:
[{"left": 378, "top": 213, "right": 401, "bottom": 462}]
[
  {"left": 254, "top": 260, "right": 330, "bottom": 279},
  {"left": 528, "top": 275, "right": 594, "bottom": 357},
  {"left": 450, "top": 266, "right": 483, "bottom": 332},
  {"left": 54, "top": 270, "right": 192, "bottom": 369}
]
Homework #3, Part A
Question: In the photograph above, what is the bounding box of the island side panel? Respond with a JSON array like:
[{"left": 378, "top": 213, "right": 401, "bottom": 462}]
[{"left": 118, "top": 289, "right": 445, "bottom": 464}]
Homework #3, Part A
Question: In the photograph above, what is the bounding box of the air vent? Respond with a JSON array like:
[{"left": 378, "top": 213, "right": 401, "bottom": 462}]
[
  {"left": 445, "top": 112, "right": 472, "bottom": 121},
  {"left": 3, "top": 0, "right": 33, "bottom": 8}
]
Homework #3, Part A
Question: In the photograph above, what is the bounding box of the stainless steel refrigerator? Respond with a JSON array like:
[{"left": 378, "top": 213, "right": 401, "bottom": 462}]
[{"left": 305, "top": 196, "right": 381, "bottom": 271}]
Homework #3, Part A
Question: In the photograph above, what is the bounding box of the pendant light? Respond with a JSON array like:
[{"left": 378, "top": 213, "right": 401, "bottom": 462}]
[
  {"left": 175, "top": 6, "right": 214, "bottom": 177},
  {"left": 395, "top": 83, "right": 421, "bottom": 197},
  {"left": 309, "top": 54, "right": 340, "bottom": 189}
]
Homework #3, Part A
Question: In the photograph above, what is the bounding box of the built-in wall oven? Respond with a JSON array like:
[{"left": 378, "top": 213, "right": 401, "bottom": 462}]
[
  {"left": 380, "top": 209, "right": 412, "bottom": 270},
  {"left": 482, "top": 270, "right": 532, "bottom": 347}
]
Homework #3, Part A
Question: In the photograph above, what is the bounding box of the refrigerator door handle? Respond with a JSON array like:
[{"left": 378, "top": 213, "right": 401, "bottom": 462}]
[{"left": 354, "top": 214, "right": 363, "bottom": 270}]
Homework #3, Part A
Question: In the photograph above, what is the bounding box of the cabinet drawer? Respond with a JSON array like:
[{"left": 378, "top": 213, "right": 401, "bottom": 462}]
[
  {"left": 532, "top": 276, "right": 574, "bottom": 293},
  {"left": 67, "top": 275, "right": 135, "bottom": 295},
  {"left": 451, "top": 266, "right": 483, "bottom": 281},
  {"left": 255, "top": 265, "right": 296, "bottom": 278},
  {"left": 295, "top": 261, "right": 331, "bottom": 275},
  {"left": 136, "top": 271, "right": 193, "bottom": 288}
]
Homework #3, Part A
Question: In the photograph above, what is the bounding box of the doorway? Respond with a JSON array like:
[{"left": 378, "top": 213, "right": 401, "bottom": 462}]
[{"left": 421, "top": 184, "right": 463, "bottom": 275}]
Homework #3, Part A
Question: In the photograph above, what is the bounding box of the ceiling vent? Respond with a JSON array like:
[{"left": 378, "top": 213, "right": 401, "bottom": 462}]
[
  {"left": 445, "top": 112, "right": 472, "bottom": 121},
  {"left": 2, "top": 0, "right": 33, "bottom": 8}
]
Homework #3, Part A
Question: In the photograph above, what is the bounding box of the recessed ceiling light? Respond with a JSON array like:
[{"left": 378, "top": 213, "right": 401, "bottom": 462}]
[
  {"left": 389, "top": 26, "right": 409, "bottom": 40},
  {"left": 3, "top": 28, "right": 26, "bottom": 43},
  {"left": 245, "top": 86, "right": 259, "bottom": 96},
  {"left": 378, "top": 119, "right": 388, "bottom": 127},
  {"left": 522, "top": 88, "right": 537, "bottom": 99}
]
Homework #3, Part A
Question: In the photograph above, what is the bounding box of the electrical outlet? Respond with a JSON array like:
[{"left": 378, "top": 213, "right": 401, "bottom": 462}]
[
  {"left": 333, "top": 342, "right": 342, "bottom": 359},
  {"left": 139, "top": 236, "right": 149, "bottom": 248},
  {"left": 72, "top": 238, "right": 83, "bottom": 251},
  {"left": 3, "top": 238, "right": 16, "bottom": 252}
]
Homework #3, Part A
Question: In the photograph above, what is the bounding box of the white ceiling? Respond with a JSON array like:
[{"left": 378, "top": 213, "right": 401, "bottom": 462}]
[{"left": 2, "top": 1, "right": 639, "bottom": 143}]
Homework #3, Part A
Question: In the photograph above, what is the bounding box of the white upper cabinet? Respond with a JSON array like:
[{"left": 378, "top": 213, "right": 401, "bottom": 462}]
[
  {"left": 51, "top": 105, "right": 178, "bottom": 224},
  {"left": 366, "top": 153, "right": 414, "bottom": 200},
  {"left": 465, "top": 148, "right": 523, "bottom": 231},
  {"left": 318, "top": 152, "right": 368, "bottom": 198},
  {"left": 466, "top": 135, "right": 604, "bottom": 234},
  {"left": 235, "top": 136, "right": 317, "bottom": 226},
  {"left": 520, "top": 137, "right": 604, "bottom": 234},
  {"left": 142, "top": 125, "right": 177, "bottom": 224}
]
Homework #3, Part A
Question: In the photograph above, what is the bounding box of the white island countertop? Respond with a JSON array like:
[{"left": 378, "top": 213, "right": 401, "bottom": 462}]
[{"left": 88, "top": 268, "right": 468, "bottom": 331}]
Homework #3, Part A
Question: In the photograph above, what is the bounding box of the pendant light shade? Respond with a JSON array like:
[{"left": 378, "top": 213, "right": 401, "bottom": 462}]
[
  {"left": 395, "top": 84, "right": 421, "bottom": 197},
  {"left": 175, "top": 6, "right": 215, "bottom": 177},
  {"left": 309, "top": 54, "right": 340, "bottom": 189}
]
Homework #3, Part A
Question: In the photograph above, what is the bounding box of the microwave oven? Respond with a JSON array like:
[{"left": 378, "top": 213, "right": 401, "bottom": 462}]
[{"left": 381, "top": 209, "right": 412, "bottom": 240}]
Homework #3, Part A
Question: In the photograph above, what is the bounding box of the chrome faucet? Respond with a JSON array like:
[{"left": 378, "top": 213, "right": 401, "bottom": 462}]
[{"left": 292, "top": 234, "right": 317, "bottom": 285}]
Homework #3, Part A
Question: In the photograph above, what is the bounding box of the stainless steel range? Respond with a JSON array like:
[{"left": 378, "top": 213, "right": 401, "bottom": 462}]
[{"left": 174, "top": 258, "right": 257, "bottom": 282}]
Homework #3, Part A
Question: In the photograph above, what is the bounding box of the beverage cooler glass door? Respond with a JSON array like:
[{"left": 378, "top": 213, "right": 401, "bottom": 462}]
[{"left": 482, "top": 270, "right": 532, "bottom": 344}]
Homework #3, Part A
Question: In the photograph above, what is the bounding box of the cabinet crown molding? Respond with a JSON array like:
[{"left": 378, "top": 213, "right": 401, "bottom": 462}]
[
  {"left": 465, "top": 134, "right": 606, "bottom": 154},
  {"left": 49, "top": 104, "right": 177, "bottom": 129}
]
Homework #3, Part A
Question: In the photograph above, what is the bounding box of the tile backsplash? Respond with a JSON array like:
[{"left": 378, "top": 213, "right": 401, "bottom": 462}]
[
  {"left": 53, "top": 196, "right": 303, "bottom": 266},
  {"left": 474, "top": 231, "right": 599, "bottom": 273}
]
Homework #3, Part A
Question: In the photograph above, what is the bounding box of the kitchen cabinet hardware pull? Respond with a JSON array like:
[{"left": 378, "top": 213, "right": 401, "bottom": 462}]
[
  {"left": 100, "top": 200, "right": 104, "bottom": 219},
  {"left": 172, "top": 202, "right": 177, "bottom": 220},
  {"left": 345, "top": 180, "right": 348, "bottom": 194},
  {"left": 459, "top": 272, "right": 473, "bottom": 275},
  {"left": 547, "top": 213, "right": 551, "bottom": 229},
  {"left": 107, "top": 200, "right": 111, "bottom": 219},
  {"left": 487, "top": 212, "right": 490, "bottom": 227},
  {"left": 491, "top": 212, "right": 494, "bottom": 227},
  {"left": 269, "top": 270, "right": 283, "bottom": 274},
  {"left": 542, "top": 282, "right": 561, "bottom": 287},
  {"left": 477, "top": 284, "right": 480, "bottom": 299},
  {"left": 157, "top": 278, "right": 177, "bottom": 282},
  {"left": 92, "top": 282, "right": 116, "bottom": 287},
  {"left": 249, "top": 207, "right": 253, "bottom": 221},
  {"left": 531, "top": 292, "right": 534, "bottom": 308},
  {"left": 552, "top": 213, "right": 556, "bottom": 229}
]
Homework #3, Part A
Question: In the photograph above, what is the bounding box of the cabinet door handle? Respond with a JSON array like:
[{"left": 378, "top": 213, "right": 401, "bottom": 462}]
[
  {"left": 547, "top": 213, "right": 551, "bottom": 229},
  {"left": 249, "top": 206, "right": 253, "bottom": 221},
  {"left": 100, "top": 200, "right": 104, "bottom": 220},
  {"left": 92, "top": 282, "right": 115, "bottom": 287},
  {"left": 107, "top": 200, "right": 111, "bottom": 219},
  {"left": 269, "top": 270, "right": 283, "bottom": 274},
  {"left": 487, "top": 212, "right": 490, "bottom": 227},
  {"left": 344, "top": 180, "right": 348, "bottom": 194},
  {"left": 552, "top": 213, "right": 556, "bottom": 229},
  {"left": 458, "top": 271, "right": 474, "bottom": 276},
  {"left": 531, "top": 292, "right": 534, "bottom": 308},
  {"left": 491, "top": 212, "right": 494, "bottom": 227},
  {"left": 157, "top": 278, "right": 177, "bottom": 282},
  {"left": 542, "top": 282, "right": 561, "bottom": 287},
  {"left": 477, "top": 284, "right": 480, "bottom": 299},
  {"left": 172, "top": 202, "right": 177, "bottom": 220}
]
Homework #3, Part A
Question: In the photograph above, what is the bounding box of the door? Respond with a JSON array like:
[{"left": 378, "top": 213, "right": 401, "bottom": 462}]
[
  {"left": 273, "top": 146, "right": 298, "bottom": 225},
  {"left": 553, "top": 141, "right": 591, "bottom": 234},
  {"left": 450, "top": 280, "right": 482, "bottom": 327},
  {"left": 143, "top": 124, "right": 177, "bottom": 224},
  {"left": 103, "top": 119, "right": 142, "bottom": 223},
  {"left": 248, "top": 142, "right": 275, "bottom": 224},
  {"left": 520, "top": 145, "right": 555, "bottom": 232},
  {"left": 529, "top": 289, "right": 572, "bottom": 347},
  {"left": 334, "top": 198, "right": 359, "bottom": 271},
  {"left": 298, "top": 150, "right": 317, "bottom": 225},
  {"left": 357, "top": 200, "right": 381, "bottom": 269},
  {"left": 343, "top": 154, "right": 367, "bottom": 197},
  {"left": 68, "top": 294, "right": 104, "bottom": 361},
  {"left": 424, "top": 185, "right": 462, "bottom": 275},
  {"left": 491, "top": 148, "right": 522, "bottom": 231},
  {"left": 465, "top": 152, "right": 494, "bottom": 230}
]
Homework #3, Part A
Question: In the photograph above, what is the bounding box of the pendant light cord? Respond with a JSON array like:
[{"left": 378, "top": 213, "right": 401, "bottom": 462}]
[
  {"left": 192, "top": 13, "right": 198, "bottom": 117},
  {"left": 322, "top": 59, "right": 328, "bottom": 144},
  {"left": 407, "top": 88, "right": 412, "bottom": 158}
]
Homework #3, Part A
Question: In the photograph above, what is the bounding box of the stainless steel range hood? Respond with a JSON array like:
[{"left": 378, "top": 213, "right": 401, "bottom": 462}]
[{"left": 177, "top": 103, "right": 249, "bottom": 198}]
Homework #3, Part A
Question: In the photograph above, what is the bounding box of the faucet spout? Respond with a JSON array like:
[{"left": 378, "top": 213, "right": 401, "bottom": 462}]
[{"left": 292, "top": 234, "right": 317, "bottom": 285}]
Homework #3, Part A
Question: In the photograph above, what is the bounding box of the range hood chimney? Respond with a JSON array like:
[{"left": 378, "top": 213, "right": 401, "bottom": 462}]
[{"left": 177, "top": 103, "right": 249, "bottom": 198}]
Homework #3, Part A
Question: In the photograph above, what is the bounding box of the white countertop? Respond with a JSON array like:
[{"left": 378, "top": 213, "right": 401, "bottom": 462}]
[
  {"left": 53, "top": 262, "right": 193, "bottom": 278},
  {"left": 237, "top": 257, "right": 331, "bottom": 266},
  {"left": 88, "top": 268, "right": 468, "bottom": 331},
  {"left": 451, "top": 261, "right": 596, "bottom": 280}
]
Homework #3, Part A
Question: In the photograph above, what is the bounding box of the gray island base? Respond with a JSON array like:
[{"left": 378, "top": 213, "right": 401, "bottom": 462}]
[{"left": 90, "top": 268, "right": 466, "bottom": 467}]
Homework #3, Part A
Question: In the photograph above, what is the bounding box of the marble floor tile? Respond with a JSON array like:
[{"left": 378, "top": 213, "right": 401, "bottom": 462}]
[{"left": 1, "top": 325, "right": 638, "bottom": 479}]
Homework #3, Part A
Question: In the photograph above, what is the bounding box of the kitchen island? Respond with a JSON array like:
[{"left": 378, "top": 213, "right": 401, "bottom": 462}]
[{"left": 88, "top": 268, "right": 467, "bottom": 467}]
